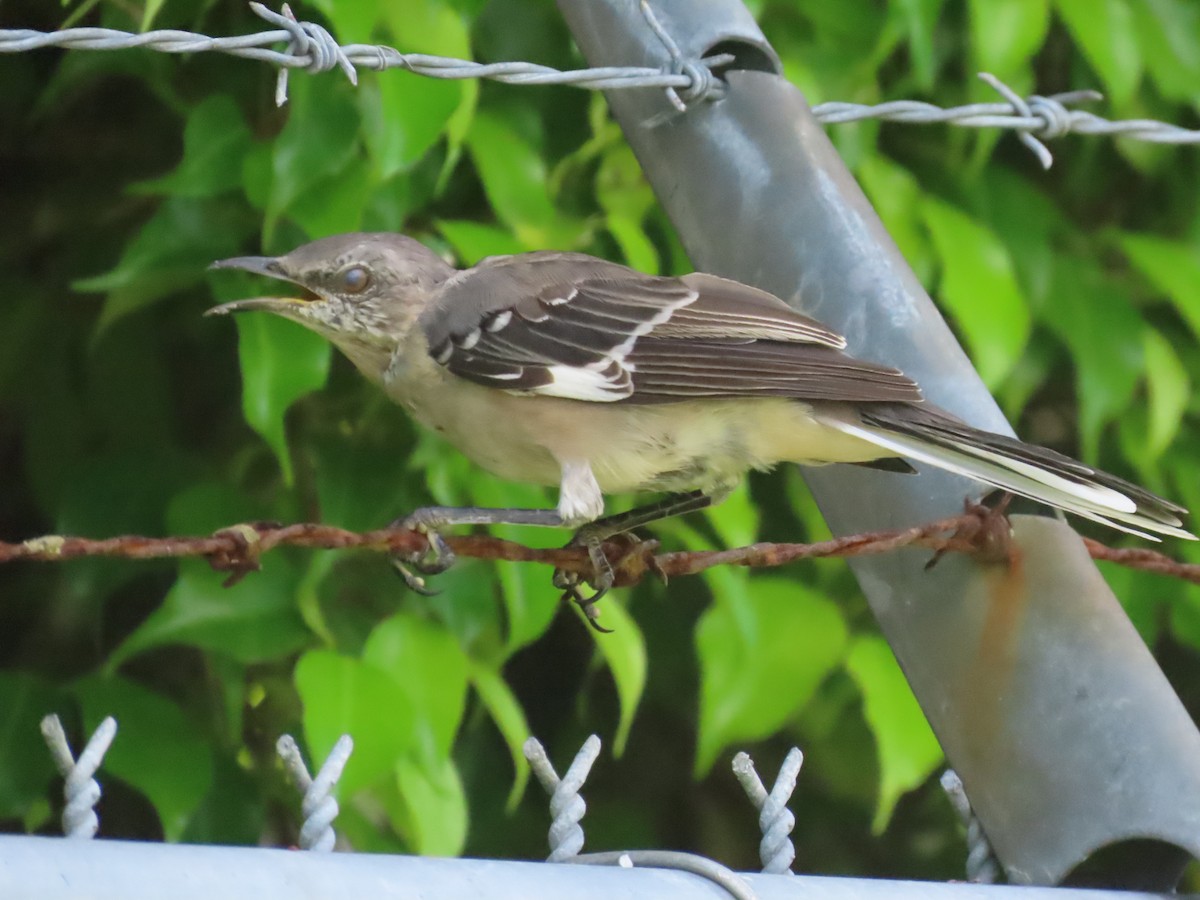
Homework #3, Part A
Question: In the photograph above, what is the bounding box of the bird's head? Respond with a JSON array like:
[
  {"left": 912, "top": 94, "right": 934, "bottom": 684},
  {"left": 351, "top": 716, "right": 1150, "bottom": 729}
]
[{"left": 207, "top": 232, "right": 455, "bottom": 379}]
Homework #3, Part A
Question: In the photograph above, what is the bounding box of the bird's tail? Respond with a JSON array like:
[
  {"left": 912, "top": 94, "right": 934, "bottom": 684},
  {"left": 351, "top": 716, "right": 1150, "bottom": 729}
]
[{"left": 821, "top": 404, "right": 1194, "bottom": 541}]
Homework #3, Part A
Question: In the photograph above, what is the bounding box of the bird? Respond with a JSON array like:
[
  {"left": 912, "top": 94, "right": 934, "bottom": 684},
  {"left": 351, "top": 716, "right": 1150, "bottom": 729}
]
[{"left": 207, "top": 232, "right": 1194, "bottom": 614}]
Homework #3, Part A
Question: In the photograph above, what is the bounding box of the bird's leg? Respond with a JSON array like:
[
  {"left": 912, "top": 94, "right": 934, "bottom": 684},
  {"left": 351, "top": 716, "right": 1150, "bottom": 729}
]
[
  {"left": 554, "top": 490, "right": 715, "bottom": 629},
  {"left": 390, "top": 505, "right": 566, "bottom": 595}
]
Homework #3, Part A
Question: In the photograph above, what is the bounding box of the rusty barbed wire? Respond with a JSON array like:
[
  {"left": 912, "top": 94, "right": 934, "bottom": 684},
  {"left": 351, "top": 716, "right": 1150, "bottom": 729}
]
[{"left": 3, "top": 507, "right": 1199, "bottom": 589}]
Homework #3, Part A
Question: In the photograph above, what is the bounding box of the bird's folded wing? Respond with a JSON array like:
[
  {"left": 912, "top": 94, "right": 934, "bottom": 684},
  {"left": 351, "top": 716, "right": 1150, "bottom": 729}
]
[{"left": 419, "top": 253, "right": 922, "bottom": 405}]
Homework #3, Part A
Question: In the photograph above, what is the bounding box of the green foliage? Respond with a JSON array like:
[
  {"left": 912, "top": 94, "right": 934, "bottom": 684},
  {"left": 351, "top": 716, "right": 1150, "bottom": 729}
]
[{"left": 2, "top": 0, "right": 1200, "bottom": 880}]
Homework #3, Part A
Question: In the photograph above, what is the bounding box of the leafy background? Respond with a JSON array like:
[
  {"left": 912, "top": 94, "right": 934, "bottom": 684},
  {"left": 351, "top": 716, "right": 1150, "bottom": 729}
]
[{"left": 1, "top": 0, "right": 1199, "bottom": 882}]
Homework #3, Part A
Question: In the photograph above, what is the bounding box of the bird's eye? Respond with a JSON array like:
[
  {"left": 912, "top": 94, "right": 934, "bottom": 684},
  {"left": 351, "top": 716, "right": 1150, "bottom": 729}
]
[{"left": 341, "top": 266, "right": 370, "bottom": 294}]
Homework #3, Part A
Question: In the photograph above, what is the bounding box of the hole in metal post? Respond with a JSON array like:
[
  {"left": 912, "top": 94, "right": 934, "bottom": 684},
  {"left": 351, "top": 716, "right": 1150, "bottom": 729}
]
[{"left": 702, "top": 40, "right": 781, "bottom": 80}]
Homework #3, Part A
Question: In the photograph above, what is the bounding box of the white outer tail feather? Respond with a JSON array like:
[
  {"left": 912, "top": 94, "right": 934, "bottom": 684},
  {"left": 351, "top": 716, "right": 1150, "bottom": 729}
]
[{"left": 823, "top": 417, "right": 1196, "bottom": 542}]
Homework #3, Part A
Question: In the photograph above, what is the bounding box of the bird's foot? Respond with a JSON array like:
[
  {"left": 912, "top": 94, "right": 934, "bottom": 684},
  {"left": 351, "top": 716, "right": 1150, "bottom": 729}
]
[
  {"left": 389, "top": 510, "right": 458, "bottom": 596},
  {"left": 553, "top": 527, "right": 649, "bottom": 633}
]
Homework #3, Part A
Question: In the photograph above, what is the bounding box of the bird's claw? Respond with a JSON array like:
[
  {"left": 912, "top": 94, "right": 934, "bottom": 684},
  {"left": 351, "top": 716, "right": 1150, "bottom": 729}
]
[
  {"left": 389, "top": 513, "right": 457, "bottom": 595},
  {"left": 551, "top": 526, "right": 641, "bottom": 633}
]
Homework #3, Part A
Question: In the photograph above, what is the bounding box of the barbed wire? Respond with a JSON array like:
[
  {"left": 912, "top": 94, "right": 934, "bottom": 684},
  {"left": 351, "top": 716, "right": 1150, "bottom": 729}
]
[
  {"left": 3, "top": 507, "right": 1199, "bottom": 592},
  {"left": 2, "top": 3, "right": 1197, "bottom": 167}
]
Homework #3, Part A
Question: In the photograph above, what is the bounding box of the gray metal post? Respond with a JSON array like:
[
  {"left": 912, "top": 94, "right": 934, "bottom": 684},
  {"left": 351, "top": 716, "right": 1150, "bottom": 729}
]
[
  {"left": 0, "top": 834, "right": 1191, "bottom": 900},
  {"left": 556, "top": 0, "right": 1200, "bottom": 887}
]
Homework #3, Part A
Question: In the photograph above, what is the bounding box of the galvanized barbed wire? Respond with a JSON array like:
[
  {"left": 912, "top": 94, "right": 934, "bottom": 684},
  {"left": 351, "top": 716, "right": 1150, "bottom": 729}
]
[
  {"left": 731, "top": 748, "right": 802, "bottom": 875},
  {"left": 2, "top": 4, "right": 1198, "bottom": 160},
  {"left": 276, "top": 734, "right": 354, "bottom": 852},
  {"left": 940, "top": 770, "right": 1000, "bottom": 884},
  {"left": 525, "top": 735, "right": 757, "bottom": 900},
  {"left": 0, "top": 1, "right": 728, "bottom": 111},
  {"left": 40, "top": 714, "right": 117, "bottom": 840},
  {"left": 812, "top": 73, "right": 1200, "bottom": 169}
]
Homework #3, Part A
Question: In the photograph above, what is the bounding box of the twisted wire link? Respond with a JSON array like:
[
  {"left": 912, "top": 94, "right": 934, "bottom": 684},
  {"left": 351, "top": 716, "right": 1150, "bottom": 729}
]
[
  {"left": 524, "top": 734, "right": 601, "bottom": 862},
  {"left": 40, "top": 714, "right": 118, "bottom": 839},
  {"left": 277, "top": 734, "right": 354, "bottom": 852},
  {"left": 940, "top": 770, "right": 1000, "bottom": 884},
  {"left": 731, "top": 748, "right": 802, "bottom": 875}
]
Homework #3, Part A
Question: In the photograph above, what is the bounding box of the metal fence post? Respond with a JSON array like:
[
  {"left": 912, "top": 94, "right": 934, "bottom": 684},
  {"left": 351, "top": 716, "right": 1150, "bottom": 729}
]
[{"left": 555, "top": 0, "right": 1200, "bottom": 887}]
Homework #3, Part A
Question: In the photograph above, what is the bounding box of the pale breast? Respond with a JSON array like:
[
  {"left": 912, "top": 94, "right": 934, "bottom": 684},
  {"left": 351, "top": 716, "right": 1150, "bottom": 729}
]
[{"left": 383, "top": 330, "right": 883, "bottom": 496}]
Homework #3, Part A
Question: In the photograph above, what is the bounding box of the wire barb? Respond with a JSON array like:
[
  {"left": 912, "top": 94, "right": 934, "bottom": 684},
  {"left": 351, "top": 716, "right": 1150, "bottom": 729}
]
[
  {"left": 277, "top": 733, "right": 354, "bottom": 852},
  {"left": 40, "top": 714, "right": 117, "bottom": 839},
  {"left": 940, "top": 770, "right": 1000, "bottom": 884},
  {"left": 732, "top": 748, "right": 802, "bottom": 875}
]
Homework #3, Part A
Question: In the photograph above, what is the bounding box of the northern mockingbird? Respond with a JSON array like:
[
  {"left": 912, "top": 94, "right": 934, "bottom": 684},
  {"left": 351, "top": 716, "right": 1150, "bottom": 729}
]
[{"left": 208, "top": 232, "right": 1194, "bottom": 612}]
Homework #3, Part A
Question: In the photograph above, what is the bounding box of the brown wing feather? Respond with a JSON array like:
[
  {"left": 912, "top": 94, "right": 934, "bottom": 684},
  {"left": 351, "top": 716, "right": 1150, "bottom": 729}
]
[{"left": 421, "top": 252, "right": 920, "bottom": 405}]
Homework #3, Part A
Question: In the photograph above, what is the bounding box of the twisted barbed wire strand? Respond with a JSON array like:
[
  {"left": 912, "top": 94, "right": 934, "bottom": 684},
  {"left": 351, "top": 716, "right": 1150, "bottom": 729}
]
[
  {"left": 0, "top": 2, "right": 727, "bottom": 110},
  {"left": 2, "top": 5, "right": 1198, "bottom": 161},
  {"left": 940, "top": 770, "right": 1000, "bottom": 884},
  {"left": 276, "top": 733, "right": 354, "bottom": 852},
  {"left": 731, "top": 748, "right": 802, "bottom": 875},
  {"left": 40, "top": 714, "right": 117, "bottom": 839},
  {"left": 524, "top": 734, "right": 601, "bottom": 862}
]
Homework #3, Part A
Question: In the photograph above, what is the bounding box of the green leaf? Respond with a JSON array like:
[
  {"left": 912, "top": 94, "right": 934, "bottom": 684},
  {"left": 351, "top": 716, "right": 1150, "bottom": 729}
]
[
  {"left": 380, "top": 0, "right": 478, "bottom": 164},
  {"left": 468, "top": 660, "right": 531, "bottom": 809},
  {"left": 595, "top": 143, "right": 656, "bottom": 223},
  {"left": 695, "top": 577, "right": 847, "bottom": 775},
  {"left": 922, "top": 199, "right": 1031, "bottom": 387},
  {"left": 313, "top": 434, "right": 419, "bottom": 531},
  {"left": 360, "top": 75, "right": 463, "bottom": 181},
  {"left": 131, "top": 96, "right": 252, "bottom": 199},
  {"left": 391, "top": 754, "right": 468, "bottom": 855},
  {"left": 72, "top": 675, "right": 214, "bottom": 841},
  {"left": 1140, "top": 328, "right": 1189, "bottom": 460},
  {"left": 233, "top": 313, "right": 332, "bottom": 484},
  {"left": 844, "top": 636, "right": 943, "bottom": 833},
  {"left": 308, "top": 0, "right": 383, "bottom": 40},
  {"left": 466, "top": 472, "right": 558, "bottom": 653},
  {"left": 108, "top": 559, "right": 310, "bottom": 669},
  {"left": 705, "top": 482, "right": 758, "bottom": 550},
  {"left": 0, "top": 673, "right": 60, "bottom": 818},
  {"left": 77, "top": 198, "right": 255, "bottom": 334},
  {"left": 265, "top": 77, "right": 362, "bottom": 240},
  {"left": 1130, "top": 0, "right": 1200, "bottom": 101},
  {"left": 606, "top": 216, "right": 660, "bottom": 274},
  {"left": 140, "top": 0, "right": 166, "bottom": 31},
  {"left": 585, "top": 600, "right": 646, "bottom": 756},
  {"left": 294, "top": 650, "right": 417, "bottom": 797},
  {"left": 1120, "top": 233, "right": 1200, "bottom": 340},
  {"left": 362, "top": 614, "right": 469, "bottom": 759},
  {"left": 466, "top": 110, "right": 590, "bottom": 250},
  {"left": 1054, "top": 0, "right": 1142, "bottom": 107},
  {"left": 969, "top": 0, "right": 1050, "bottom": 79},
  {"left": 895, "top": 0, "right": 944, "bottom": 88},
  {"left": 1039, "top": 257, "right": 1143, "bottom": 459},
  {"left": 286, "top": 156, "right": 374, "bottom": 239},
  {"left": 437, "top": 220, "right": 526, "bottom": 265}
]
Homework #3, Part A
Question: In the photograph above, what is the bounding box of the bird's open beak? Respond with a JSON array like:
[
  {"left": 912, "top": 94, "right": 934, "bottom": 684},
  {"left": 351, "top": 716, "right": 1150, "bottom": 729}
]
[{"left": 205, "top": 256, "right": 316, "bottom": 316}]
